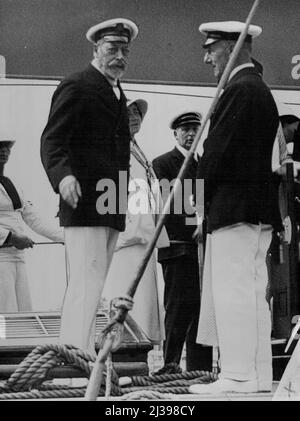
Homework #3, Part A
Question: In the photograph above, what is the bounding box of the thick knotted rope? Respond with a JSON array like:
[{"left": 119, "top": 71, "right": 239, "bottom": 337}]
[
  {"left": 130, "top": 370, "right": 217, "bottom": 385},
  {"left": 116, "top": 371, "right": 218, "bottom": 400},
  {"left": 0, "top": 341, "right": 218, "bottom": 400},
  {"left": 97, "top": 296, "right": 134, "bottom": 354},
  {"left": 0, "top": 343, "right": 121, "bottom": 398},
  {"left": 99, "top": 296, "right": 135, "bottom": 399},
  {"left": 6, "top": 344, "right": 93, "bottom": 391},
  {"left": 0, "top": 345, "right": 218, "bottom": 400},
  {"left": 0, "top": 331, "right": 219, "bottom": 400}
]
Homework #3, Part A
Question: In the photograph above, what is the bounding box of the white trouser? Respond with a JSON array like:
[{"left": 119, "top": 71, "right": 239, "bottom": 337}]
[
  {"left": 60, "top": 227, "right": 119, "bottom": 357},
  {"left": 211, "top": 223, "right": 272, "bottom": 389},
  {"left": 0, "top": 261, "right": 32, "bottom": 313}
]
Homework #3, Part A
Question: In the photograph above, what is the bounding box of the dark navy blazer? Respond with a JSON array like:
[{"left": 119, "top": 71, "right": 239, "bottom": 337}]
[
  {"left": 41, "top": 64, "right": 130, "bottom": 230},
  {"left": 197, "top": 67, "right": 281, "bottom": 233}
]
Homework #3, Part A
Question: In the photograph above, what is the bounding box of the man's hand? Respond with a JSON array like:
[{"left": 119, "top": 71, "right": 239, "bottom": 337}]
[
  {"left": 59, "top": 175, "right": 82, "bottom": 209},
  {"left": 10, "top": 233, "right": 34, "bottom": 250}
]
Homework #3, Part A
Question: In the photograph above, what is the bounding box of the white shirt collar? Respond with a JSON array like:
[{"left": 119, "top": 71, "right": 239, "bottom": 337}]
[
  {"left": 228, "top": 63, "right": 254, "bottom": 81},
  {"left": 176, "top": 144, "right": 198, "bottom": 161}
]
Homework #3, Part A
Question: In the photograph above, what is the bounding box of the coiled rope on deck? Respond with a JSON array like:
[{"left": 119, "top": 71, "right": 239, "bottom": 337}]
[
  {"left": 0, "top": 343, "right": 217, "bottom": 400},
  {"left": 120, "top": 370, "right": 218, "bottom": 399},
  {"left": 7, "top": 344, "right": 93, "bottom": 391},
  {"left": 0, "top": 343, "right": 122, "bottom": 399}
]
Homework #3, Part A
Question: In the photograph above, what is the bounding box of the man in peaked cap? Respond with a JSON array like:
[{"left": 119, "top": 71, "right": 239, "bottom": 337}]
[
  {"left": 152, "top": 111, "right": 212, "bottom": 374},
  {"left": 189, "top": 21, "right": 281, "bottom": 394},
  {"left": 199, "top": 21, "right": 262, "bottom": 82},
  {"left": 41, "top": 18, "right": 138, "bottom": 357},
  {"left": 86, "top": 18, "right": 138, "bottom": 44}
]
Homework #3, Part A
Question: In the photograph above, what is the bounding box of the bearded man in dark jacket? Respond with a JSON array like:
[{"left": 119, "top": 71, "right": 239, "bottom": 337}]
[{"left": 41, "top": 18, "right": 138, "bottom": 356}]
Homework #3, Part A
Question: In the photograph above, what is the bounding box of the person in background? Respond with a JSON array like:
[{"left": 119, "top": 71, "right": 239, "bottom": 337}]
[
  {"left": 278, "top": 105, "right": 300, "bottom": 219},
  {"left": 278, "top": 104, "right": 300, "bottom": 162},
  {"left": 103, "top": 98, "right": 169, "bottom": 345},
  {"left": 152, "top": 111, "right": 212, "bottom": 375},
  {"left": 266, "top": 104, "right": 300, "bottom": 307},
  {"left": 40, "top": 18, "right": 138, "bottom": 357},
  {"left": 0, "top": 138, "right": 63, "bottom": 312}
]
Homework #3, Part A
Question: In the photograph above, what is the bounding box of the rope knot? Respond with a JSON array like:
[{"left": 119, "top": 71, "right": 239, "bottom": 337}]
[
  {"left": 111, "top": 295, "right": 134, "bottom": 312},
  {"left": 96, "top": 296, "right": 134, "bottom": 353}
]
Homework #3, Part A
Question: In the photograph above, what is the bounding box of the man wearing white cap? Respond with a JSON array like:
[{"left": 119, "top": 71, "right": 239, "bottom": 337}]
[
  {"left": 41, "top": 18, "right": 138, "bottom": 356},
  {"left": 0, "top": 138, "right": 63, "bottom": 312},
  {"left": 190, "top": 21, "right": 281, "bottom": 394}
]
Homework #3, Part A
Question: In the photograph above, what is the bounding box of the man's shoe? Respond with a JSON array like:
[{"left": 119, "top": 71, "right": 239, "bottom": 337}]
[
  {"left": 189, "top": 378, "right": 262, "bottom": 395},
  {"left": 153, "top": 362, "right": 182, "bottom": 376}
]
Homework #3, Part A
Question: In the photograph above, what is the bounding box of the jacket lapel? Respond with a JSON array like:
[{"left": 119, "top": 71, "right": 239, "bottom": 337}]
[
  {"left": 171, "top": 147, "right": 185, "bottom": 163},
  {"left": 171, "top": 147, "right": 198, "bottom": 177},
  {"left": 83, "top": 64, "right": 121, "bottom": 115},
  {"left": 227, "top": 66, "right": 258, "bottom": 87}
]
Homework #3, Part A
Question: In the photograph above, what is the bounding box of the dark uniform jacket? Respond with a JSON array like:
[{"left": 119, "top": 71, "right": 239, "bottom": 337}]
[
  {"left": 41, "top": 64, "right": 130, "bottom": 230},
  {"left": 197, "top": 66, "right": 281, "bottom": 233},
  {"left": 152, "top": 147, "right": 198, "bottom": 262}
]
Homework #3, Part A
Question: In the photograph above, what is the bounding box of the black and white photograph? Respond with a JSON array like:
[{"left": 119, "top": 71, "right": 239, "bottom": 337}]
[{"left": 0, "top": 0, "right": 299, "bottom": 406}]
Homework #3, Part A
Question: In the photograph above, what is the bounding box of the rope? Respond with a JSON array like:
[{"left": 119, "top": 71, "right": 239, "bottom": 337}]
[
  {"left": 6, "top": 344, "right": 94, "bottom": 391},
  {"left": 118, "top": 370, "right": 218, "bottom": 396},
  {"left": 0, "top": 382, "right": 10, "bottom": 393},
  {"left": 130, "top": 140, "right": 159, "bottom": 210},
  {"left": 7, "top": 350, "right": 60, "bottom": 391},
  {"left": 121, "top": 390, "right": 177, "bottom": 400},
  {"left": 111, "top": 296, "right": 134, "bottom": 310},
  {"left": 125, "top": 88, "right": 215, "bottom": 99},
  {"left": 96, "top": 296, "right": 134, "bottom": 353},
  {"left": 130, "top": 369, "right": 216, "bottom": 385},
  {"left": 115, "top": 370, "right": 218, "bottom": 401},
  {"left": 0, "top": 387, "right": 96, "bottom": 400},
  {"left": 0, "top": 343, "right": 218, "bottom": 400},
  {"left": 122, "top": 377, "right": 210, "bottom": 389},
  {"left": 122, "top": 386, "right": 197, "bottom": 395},
  {"left": 0, "top": 344, "right": 121, "bottom": 399},
  {"left": 105, "top": 354, "right": 113, "bottom": 399},
  {"left": 130, "top": 141, "right": 155, "bottom": 179}
]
